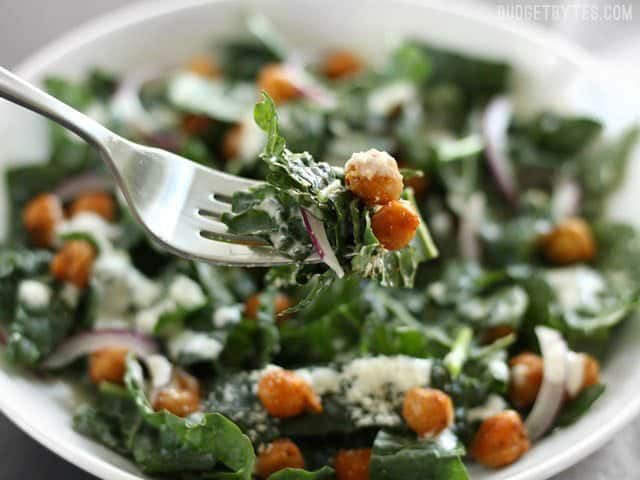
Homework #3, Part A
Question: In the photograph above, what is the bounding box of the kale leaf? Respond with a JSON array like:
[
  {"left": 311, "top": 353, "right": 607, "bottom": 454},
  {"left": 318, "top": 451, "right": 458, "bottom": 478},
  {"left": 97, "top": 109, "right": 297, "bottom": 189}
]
[{"left": 369, "top": 430, "right": 469, "bottom": 480}]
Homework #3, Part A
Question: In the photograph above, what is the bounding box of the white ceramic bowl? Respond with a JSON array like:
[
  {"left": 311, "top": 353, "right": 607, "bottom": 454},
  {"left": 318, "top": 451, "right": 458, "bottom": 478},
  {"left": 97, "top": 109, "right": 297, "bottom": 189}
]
[{"left": 1, "top": 1, "right": 639, "bottom": 479}]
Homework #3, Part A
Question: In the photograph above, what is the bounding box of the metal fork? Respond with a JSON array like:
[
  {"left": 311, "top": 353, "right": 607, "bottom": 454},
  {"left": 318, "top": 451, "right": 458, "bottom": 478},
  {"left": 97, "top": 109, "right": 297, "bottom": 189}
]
[{"left": 0, "top": 66, "right": 318, "bottom": 266}]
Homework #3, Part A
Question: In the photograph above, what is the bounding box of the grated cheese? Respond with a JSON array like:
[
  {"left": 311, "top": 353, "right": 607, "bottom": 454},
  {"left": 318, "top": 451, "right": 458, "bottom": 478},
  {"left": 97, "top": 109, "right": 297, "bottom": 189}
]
[{"left": 345, "top": 149, "right": 401, "bottom": 181}]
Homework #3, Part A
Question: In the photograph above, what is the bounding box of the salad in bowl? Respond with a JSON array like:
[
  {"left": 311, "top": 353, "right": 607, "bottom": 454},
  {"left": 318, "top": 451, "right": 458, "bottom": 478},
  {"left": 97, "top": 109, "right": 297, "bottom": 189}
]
[{"left": 2, "top": 14, "right": 639, "bottom": 480}]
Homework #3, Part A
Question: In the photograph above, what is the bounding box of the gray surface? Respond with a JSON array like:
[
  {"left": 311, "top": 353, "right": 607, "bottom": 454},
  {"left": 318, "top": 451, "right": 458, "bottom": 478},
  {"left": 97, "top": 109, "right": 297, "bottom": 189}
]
[{"left": 0, "top": 1, "right": 639, "bottom": 479}]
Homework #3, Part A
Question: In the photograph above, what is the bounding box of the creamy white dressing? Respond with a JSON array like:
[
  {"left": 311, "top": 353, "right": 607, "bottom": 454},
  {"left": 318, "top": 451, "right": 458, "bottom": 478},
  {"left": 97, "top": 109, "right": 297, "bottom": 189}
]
[
  {"left": 545, "top": 266, "right": 605, "bottom": 311},
  {"left": 17, "top": 280, "right": 51, "bottom": 310}
]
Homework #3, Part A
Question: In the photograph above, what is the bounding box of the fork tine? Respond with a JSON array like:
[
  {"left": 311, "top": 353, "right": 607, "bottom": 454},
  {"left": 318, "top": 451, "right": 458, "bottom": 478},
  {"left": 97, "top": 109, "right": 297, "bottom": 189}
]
[
  {"left": 192, "top": 165, "right": 261, "bottom": 198},
  {"left": 169, "top": 220, "right": 295, "bottom": 266}
]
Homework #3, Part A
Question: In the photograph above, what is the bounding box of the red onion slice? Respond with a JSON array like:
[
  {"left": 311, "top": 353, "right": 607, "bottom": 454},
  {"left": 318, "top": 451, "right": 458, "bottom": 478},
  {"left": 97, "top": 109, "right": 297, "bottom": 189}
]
[
  {"left": 300, "top": 208, "right": 344, "bottom": 278},
  {"left": 55, "top": 173, "right": 114, "bottom": 202},
  {"left": 41, "top": 329, "right": 158, "bottom": 369},
  {"left": 551, "top": 178, "right": 581, "bottom": 221},
  {"left": 525, "top": 326, "right": 568, "bottom": 441},
  {"left": 482, "top": 96, "right": 519, "bottom": 206},
  {"left": 285, "top": 64, "right": 337, "bottom": 109}
]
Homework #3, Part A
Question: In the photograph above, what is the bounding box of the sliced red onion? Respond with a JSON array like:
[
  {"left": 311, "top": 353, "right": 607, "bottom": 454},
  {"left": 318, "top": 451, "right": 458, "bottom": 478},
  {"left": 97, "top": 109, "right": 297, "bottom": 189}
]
[
  {"left": 55, "top": 173, "right": 114, "bottom": 202},
  {"left": 285, "top": 64, "right": 337, "bottom": 109},
  {"left": 41, "top": 329, "right": 158, "bottom": 369},
  {"left": 551, "top": 178, "right": 581, "bottom": 221},
  {"left": 300, "top": 208, "right": 344, "bottom": 278},
  {"left": 482, "top": 96, "right": 519, "bottom": 206},
  {"left": 456, "top": 192, "right": 486, "bottom": 260},
  {"left": 525, "top": 326, "right": 568, "bottom": 441}
]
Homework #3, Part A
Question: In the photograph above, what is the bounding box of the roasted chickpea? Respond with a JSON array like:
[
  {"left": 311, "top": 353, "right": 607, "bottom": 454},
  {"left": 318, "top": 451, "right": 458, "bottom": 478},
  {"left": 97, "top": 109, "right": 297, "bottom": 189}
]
[
  {"left": 581, "top": 353, "right": 600, "bottom": 391},
  {"left": 255, "top": 439, "right": 305, "bottom": 478},
  {"left": 245, "top": 292, "right": 293, "bottom": 322},
  {"left": 322, "top": 50, "right": 363, "bottom": 79},
  {"left": 402, "top": 387, "right": 454, "bottom": 437},
  {"left": 22, "top": 193, "right": 63, "bottom": 247},
  {"left": 50, "top": 239, "right": 97, "bottom": 288},
  {"left": 69, "top": 192, "right": 116, "bottom": 221},
  {"left": 257, "top": 64, "right": 301, "bottom": 104},
  {"left": 541, "top": 217, "right": 596, "bottom": 265},
  {"left": 371, "top": 200, "right": 420, "bottom": 251},
  {"left": 186, "top": 55, "right": 220, "bottom": 78},
  {"left": 509, "top": 352, "right": 543, "bottom": 409},
  {"left": 345, "top": 149, "right": 403, "bottom": 205},
  {"left": 89, "top": 348, "right": 128, "bottom": 384},
  {"left": 152, "top": 369, "right": 201, "bottom": 417},
  {"left": 223, "top": 124, "right": 244, "bottom": 160},
  {"left": 471, "top": 410, "right": 530, "bottom": 468},
  {"left": 334, "top": 448, "right": 371, "bottom": 480},
  {"left": 258, "top": 367, "right": 322, "bottom": 418}
]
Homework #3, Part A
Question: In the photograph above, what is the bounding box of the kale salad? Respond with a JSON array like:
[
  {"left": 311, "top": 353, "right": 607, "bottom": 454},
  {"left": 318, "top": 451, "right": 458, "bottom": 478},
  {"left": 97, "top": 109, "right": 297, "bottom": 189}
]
[{"left": 2, "top": 15, "right": 640, "bottom": 480}]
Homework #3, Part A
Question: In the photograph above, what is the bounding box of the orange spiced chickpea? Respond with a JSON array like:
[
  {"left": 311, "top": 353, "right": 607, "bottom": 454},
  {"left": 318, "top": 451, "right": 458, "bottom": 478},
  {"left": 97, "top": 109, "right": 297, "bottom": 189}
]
[
  {"left": 344, "top": 149, "right": 403, "bottom": 205},
  {"left": 509, "top": 352, "right": 543, "bottom": 409},
  {"left": 255, "top": 439, "right": 305, "bottom": 478},
  {"left": 334, "top": 448, "right": 372, "bottom": 480},
  {"left": 89, "top": 348, "right": 129, "bottom": 384},
  {"left": 50, "top": 239, "right": 97, "bottom": 289},
  {"left": 257, "top": 367, "right": 322, "bottom": 418},
  {"left": 322, "top": 50, "right": 363, "bottom": 80},
  {"left": 257, "top": 64, "right": 301, "bottom": 104},
  {"left": 245, "top": 292, "right": 293, "bottom": 321},
  {"left": 471, "top": 410, "right": 530, "bottom": 468},
  {"left": 371, "top": 200, "right": 420, "bottom": 251},
  {"left": 540, "top": 217, "right": 596, "bottom": 265},
  {"left": 570, "top": 353, "right": 599, "bottom": 398},
  {"left": 69, "top": 192, "right": 116, "bottom": 221},
  {"left": 582, "top": 354, "right": 600, "bottom": 390},
  {"left": 22, "top": 193, "right": 64, "bottom": 247},
  {"left": 402, "top": 387, "right": 454, "bottom": 437},
  {"left": 152, "top": 369, "right": 201, "bottom": 417}
]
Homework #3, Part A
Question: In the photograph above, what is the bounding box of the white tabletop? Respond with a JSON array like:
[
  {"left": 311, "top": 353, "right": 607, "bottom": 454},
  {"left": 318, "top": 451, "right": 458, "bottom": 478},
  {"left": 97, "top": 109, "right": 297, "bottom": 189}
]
[{"left": 0, "top": 1, "right": 638, "bottom": 479}]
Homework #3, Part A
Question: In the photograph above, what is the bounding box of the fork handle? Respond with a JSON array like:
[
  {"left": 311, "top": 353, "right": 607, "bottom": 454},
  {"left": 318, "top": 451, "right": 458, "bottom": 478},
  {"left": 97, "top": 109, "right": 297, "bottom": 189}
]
[{"left": 0, "top": 66, "right": 115, "bottom": 150}]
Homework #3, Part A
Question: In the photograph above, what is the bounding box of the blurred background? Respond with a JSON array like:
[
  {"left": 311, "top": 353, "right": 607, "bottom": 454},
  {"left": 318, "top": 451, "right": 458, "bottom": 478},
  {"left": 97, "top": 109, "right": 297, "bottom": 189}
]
[{"left": 0, "top": 0, "right": 639, "bottom": 478}]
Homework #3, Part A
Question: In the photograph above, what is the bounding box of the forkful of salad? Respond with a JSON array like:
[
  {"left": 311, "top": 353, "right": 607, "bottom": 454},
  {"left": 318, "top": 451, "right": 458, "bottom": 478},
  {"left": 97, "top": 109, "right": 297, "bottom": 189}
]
[{"left": 0, "top": 66, "right": 436, "bottom": 280}]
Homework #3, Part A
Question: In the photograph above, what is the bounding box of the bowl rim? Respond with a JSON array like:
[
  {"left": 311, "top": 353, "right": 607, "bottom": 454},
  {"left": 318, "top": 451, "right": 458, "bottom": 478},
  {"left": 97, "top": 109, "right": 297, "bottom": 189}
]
[{"left": 3, "top": 1, "right": 639, "bottom": 479}]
